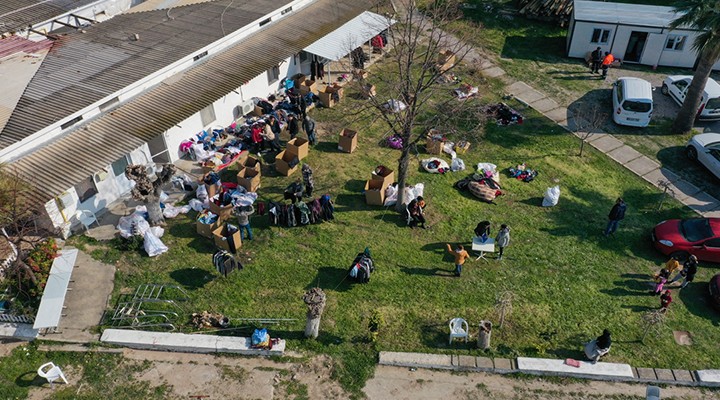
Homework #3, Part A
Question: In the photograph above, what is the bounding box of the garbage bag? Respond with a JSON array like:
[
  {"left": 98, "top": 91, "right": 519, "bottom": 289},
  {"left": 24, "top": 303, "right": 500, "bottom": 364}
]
[
  {"left": 143, "top": 230, "right": 168, "bottom": 257},
  {"left": 542, "top": 185, "right": 560, "bottom": 207},
  {"left": 451, "top": 158, "right": 466, "bottom": 172},
  {"left": 196, "top": 184, "right": 208, "bottom": 201},
  {"left": 188, "top": 198, "right": 206, "bottom": 212},
  {"left": 117, "top": 213, "right": 150, "bottom": 239}
]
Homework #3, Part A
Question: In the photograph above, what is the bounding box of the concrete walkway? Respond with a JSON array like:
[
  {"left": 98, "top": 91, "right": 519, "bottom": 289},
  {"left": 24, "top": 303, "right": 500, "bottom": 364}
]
[{"left": 379, "top": 351, "right": 720, "bottom": 387}]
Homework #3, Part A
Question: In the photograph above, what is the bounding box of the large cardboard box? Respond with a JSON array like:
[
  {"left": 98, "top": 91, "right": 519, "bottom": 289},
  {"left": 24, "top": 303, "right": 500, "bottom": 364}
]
[
  {"left": 353, "top": 69, "right": 369, "bottom": 80},
  {"left": 213, "top": 224, "right": 242, "bottom": 253},
  {"left": 299, "top": 79, "right": 317, "bottom": 95},
  {"left": 318, "top": 90, "right": 336, "bottom": 108},
  {"left": 275, "top": 150, "right": 300, "bottom": 176},
  {"left": 364, "top": 180, "right": 386, "bottom": 206},
  {"left": 237, "top": 167, "right": 261, "bottom": 192},
  {"left": 436, "top": 50, "right": 456, "bottom": 73},
  {"left": 361, "top": 84, "right": 376, "bottom": 99},
  {"left": 292, "top": 73, "right": 307, "bottom": 88},
  {"left": 209, "top": 201, "right": 234, "bottom": 221},
  {"left": 196, "top": 217, "right": 224, "bottom": 239},
  {"left": 205, "top": 183, "right": 219, "bottom": 200},
  {"left": 241, "top": 155, "right": 261, "bottom": 174},
  {"left": 371, "top": 167, "right": 394, "bottom": 186},
  {"left": 287, "top": 137, "right": 309, "bottom": 160},
  {"left": 338, "top": 128, "right": 358, "bottom": 153}
]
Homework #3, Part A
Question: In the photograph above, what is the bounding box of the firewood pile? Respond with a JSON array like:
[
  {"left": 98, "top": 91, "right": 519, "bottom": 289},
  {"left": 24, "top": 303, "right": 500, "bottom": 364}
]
[
  {"left": 518, "top": 0, "right": 573, "bottom": 25},
  {"left": 191, "top": 311, "right": 229, "bottom": 329}
]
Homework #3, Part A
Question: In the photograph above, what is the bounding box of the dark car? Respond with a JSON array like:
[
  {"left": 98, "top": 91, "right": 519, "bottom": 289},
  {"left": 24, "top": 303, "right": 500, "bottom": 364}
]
[
  {"left": 710, "top": 274, "right": 720, "bottom": 310},
  {"left": 652, "top": 218, "right": 720, "bottom": 263}
]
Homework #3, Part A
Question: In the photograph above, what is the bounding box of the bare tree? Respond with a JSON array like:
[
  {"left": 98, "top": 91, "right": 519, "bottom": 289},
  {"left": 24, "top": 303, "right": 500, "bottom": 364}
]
[
  {"left": 570, "top": 102, "right": 607, "bottom": 157},
  {"left": 494, "top": 291, "right": 514, "bottom": 330},
  {"left": 0, "top": 164, "right": 51, "bottom": 294},
  {"left": 640, "top": 309, "right": 666, "bottom": 344},
  {"left": 351, "top": 0, "right": 476, "bottom": 210},
  {"left": 125, "top": 164, "right": 176, "bottom": 226}
]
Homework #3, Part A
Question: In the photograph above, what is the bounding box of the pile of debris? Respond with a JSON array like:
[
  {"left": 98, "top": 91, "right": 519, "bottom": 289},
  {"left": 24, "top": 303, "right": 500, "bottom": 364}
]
[
  {"left": 518, "top": 0, "right": 573, "bottom": 25},
  {"left": 191, "top": 311, "right": 229, "bottom": 329}
]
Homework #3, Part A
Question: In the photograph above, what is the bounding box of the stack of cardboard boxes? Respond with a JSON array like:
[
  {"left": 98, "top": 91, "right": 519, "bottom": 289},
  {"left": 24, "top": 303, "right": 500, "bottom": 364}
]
[
  {"left": 237, "top": 155, "right": 261, "bottom": 192},
  {"left": 364, "top": 166, "right": 394, "bottom": 206},
  {"left": 318, "top": 83, "right": 345, "bottom": 108},
  {"left": 276, "top": 137, "right": 309, "bottom": 176}
]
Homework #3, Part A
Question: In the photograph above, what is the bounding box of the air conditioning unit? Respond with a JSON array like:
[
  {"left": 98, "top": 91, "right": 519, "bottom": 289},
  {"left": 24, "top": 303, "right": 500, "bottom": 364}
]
[{"left": 240, "top": 100, "right": 255, "bottom": 116}]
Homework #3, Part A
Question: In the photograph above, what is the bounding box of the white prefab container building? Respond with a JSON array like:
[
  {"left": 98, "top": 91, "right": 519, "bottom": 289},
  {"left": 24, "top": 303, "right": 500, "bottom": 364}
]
[{"left": 566, "top": 0, "right": 720, "bottom": 70}]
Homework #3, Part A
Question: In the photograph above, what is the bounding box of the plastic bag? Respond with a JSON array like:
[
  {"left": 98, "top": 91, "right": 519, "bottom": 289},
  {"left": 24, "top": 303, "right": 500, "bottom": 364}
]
[
  {"left": 117, "top": 213, "right": 150, "bottom": 239},
  {"left": 383, "top": 184, "right": 399, "bottom": 206},
  {"left": 196, "top": 184, "right": 208, "bottom": 201},
  {"left": 451, "top": 158, "right": 466, "bottom": 172},
  {"left": 149, "top": 226, "right": 165, "bottom": 238},
  {"left": 143, "top": 230, "right": 168, "bottom": 257},
  {"left": 542, "top": 185, "right": 560, "bottom": 207},
  {"left": 188, "top": 198, "right": 206, "bottom": 212},
  {"left": 252, "top": 328, "right": 269, "bottom": 345}
]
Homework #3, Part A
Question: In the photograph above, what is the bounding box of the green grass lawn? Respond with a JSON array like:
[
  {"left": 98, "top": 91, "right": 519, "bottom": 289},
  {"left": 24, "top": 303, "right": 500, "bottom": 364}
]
[{"left": 53, "top": 72, "right": 720, "bottom": 398}]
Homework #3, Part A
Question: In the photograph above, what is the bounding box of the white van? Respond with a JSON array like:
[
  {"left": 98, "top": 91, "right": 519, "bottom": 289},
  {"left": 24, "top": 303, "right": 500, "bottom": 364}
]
[
  {"left": 612, "top": 77, "right": 653, "bottom": 127},
  {"left": 661, "top": 75, "right": 720, "bottom": 121}
]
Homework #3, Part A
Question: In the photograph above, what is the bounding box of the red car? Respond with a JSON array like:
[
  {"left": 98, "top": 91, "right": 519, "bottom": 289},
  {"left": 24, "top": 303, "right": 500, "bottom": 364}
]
[{"left": 652, "top": 218, "right": 720, "bottom": 263}]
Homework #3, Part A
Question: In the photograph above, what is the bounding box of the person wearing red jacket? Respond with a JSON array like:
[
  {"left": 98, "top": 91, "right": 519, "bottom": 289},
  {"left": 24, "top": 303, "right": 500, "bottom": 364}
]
[
  {"left": 601, "top": 52, "right": 615, "bottom": 80},
  {"left": 251, "top": 122, "right": 264, "bottom": 153},
  {"left": 660, "top": 290, "right": 672, "bottom": 312}
]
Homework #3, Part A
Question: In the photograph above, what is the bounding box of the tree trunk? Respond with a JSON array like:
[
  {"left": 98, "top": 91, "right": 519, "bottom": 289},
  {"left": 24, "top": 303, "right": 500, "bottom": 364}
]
[
  {"left": 394, "top": 144, "right": 412, "bottom": 212},
  {"left": 145, "top": 196, "right": 164, "bottom": 226},
  {"left": 671, "top": 46, "right": 720, "bottom": 134},
  {"left": 305, "top": 317, "right": 321, "bottom": 339}
]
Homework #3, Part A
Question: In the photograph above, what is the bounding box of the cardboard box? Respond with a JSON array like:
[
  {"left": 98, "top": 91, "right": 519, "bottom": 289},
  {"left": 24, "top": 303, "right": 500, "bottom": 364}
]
[
  {"left": 205, "top": 183, "right": 219, "bottom": 200},
  {"left": 454, "top": 141, "right": 471, "bottom": 154},
  {"left": 364, "top": 180, "right": 386, "bottom": 206},
  {"left": 299, "top": 79, "right": 317, "bottom": 95},
  {"left": 436, "top": 50, "right": 456, "bottom": 73},
  {"left": 338, "top": 128, "right": 358, "bottom": 153},
  {"left": 371, "top": 167, "right": 394, "bottom": 186},
  {"left": 426, "top": 131, "right": 445, "bottom": 155},
  {"left": 237, "top": 167, "right": 261, "bottom": 192},
  {"left": 196, "top": 217, "right": 224, "bottom": 239},
  {"left": 361, "top": 84, "right": 376, "bottom": 99},
  {"left": 241, "top": 155, "right": 261, "bottom": 174},
  {"left": 318, "top": 91, "right": 335, "bottom": 108},
  {"left": 292, "top": 73, "right": 307, "bottom": 88},
  {"left": 353, "top": 69, "right": 369, "bottom": 80},
  {"left": 287, "top": 137, "right": 309, "bottom": 160},
  {"left": 251, "top": 105, "right": 264, "bottom": 117},
  {"left": 209, "top": 201, "right": 234, "bottom": 221},
  {"left": 275, "top": 150, "right": 300, "bottom": 176},
  {"left": 213, "top": 224, "right": 242, "bottom": 252}
]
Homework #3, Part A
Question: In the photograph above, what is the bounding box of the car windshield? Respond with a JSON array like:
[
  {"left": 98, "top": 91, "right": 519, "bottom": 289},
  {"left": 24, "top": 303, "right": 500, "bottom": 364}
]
[
  {"left": 622, "top": 100, "right": 651, "bottom": 113},
  {"left": 680, "top": 219, "right": 714, "bottom": 242},
  {"left": 706, "top": 97, "right": 720, "bottom": 110}
]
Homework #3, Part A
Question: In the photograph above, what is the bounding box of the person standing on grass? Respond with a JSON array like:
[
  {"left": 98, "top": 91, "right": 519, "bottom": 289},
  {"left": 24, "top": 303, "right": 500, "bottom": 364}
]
[
  {"left": 660, "top": 290, "right": 672, "bottom": 312},
  {"left": 495, "top": 224, "right": 510, "bottom": 260},
  {"left": 680, "top": 255, "right": 698, "bottom": 289},
  {"left": 301, "top": 163, "right": 315, "bottom": 197},
  {"left": 590, "top": 46, "right": 603, "bottom": 74},
  {"left": 665, "top": 255, "right": 683, "bottom": 284},
  {"left": 234, "top": 204, "right": 254, "bottom": 241},
  {"left": 287, "top": 114, "right": 299, "bottom": 141},
  {"left": 604, "top": 198, "right": 626, "bottom": 237},
  {"left": 303, "top": 115, "right": 317, "bottom": 146},
  {"left": 601, "top": 51, "right": 615, "bottom": 80},
  {"left": 446, "top": 243, "right": 470, "bottom": 277}
]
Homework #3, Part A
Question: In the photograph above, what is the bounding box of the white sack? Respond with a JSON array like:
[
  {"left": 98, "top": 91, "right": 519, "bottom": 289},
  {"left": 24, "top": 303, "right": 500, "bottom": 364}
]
[
  {"left": 451, "top": 158, "right": 466, "bottom": 172},
  {"left": 542, "top": 185, "right": 561, "bottom": 207},
  {"left": 144, "top": 230, "right": 168, "bottom": 257}
]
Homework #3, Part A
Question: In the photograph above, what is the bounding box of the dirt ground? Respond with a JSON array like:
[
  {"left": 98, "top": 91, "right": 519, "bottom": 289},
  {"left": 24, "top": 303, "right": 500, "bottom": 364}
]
[{"left": 20, "top": 347, "right": 720, "bottom": 400}]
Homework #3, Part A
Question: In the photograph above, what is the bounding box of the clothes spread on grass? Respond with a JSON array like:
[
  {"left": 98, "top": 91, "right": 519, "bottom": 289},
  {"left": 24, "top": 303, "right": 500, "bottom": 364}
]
[
  {"left": 213, "top": 250, "right": 243, "bottom": 277},
  {"left": 483, "top": 102, "right": 523, "bottom": 125},
  {"left": 421, "top": 157, "right": 450, "bottom": 174},
  {"left": 348, "top": 251, "right": 375, "bottom": 284},
  {"left": 268, "top": 195, "right": 334, "bottom": 227},
  {"left": 386, "top": 134, "right": 404, "bottom": 149},
  {"left": 508, "top": 163, "right": 538, "bottom": 182},
  {"left": 455, "top": 174, "right": 503, "bottom": 203}
]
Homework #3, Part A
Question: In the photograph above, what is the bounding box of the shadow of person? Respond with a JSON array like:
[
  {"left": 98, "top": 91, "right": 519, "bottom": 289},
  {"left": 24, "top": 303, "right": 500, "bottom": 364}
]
[{"left": 399, "top": 265, "right": 456, "bottom": 277}]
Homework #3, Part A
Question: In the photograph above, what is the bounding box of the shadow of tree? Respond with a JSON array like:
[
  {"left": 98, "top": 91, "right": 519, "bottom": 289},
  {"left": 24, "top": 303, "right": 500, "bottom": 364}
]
[
  {"left": 170, "top": 268, "right": 215, "bottom": 290},
  {"left": 307, "top": 266, "right": 352, "bottom": 292}
]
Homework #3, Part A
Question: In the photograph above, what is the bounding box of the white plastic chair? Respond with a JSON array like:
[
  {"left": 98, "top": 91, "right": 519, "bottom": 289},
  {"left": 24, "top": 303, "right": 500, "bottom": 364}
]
[
  {"left": 646, "top": 385, "right": 661, "bottom": 400},
  {"left": 449, "top": 317, "right": 469, "bottom": 344},
  {"left": 37, "top": 362, "right": 68, "bottom": 387},
  {"left": 75, "top": 209, "right": 99, "bottom": 231}
]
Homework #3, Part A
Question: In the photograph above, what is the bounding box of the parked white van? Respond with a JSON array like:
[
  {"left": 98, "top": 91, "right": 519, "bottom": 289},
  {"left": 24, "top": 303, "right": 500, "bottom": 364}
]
[
  {"left": 612, "top": 77, "right": 653, "bottom": 127},
  {"left": 661, "top": 75, "right": 720, "bottom": 121}
]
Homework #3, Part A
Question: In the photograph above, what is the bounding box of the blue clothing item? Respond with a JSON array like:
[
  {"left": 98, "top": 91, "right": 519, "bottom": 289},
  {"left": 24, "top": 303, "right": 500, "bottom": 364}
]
[
  {"left": 604, "top": 219, "right": 619, "bottom": 236},
  {"left": 239, "top": 224, "right": 253, "bottom": 240},
  {"left": 455, "top": 264, "right": 462, "bottom": 276}
]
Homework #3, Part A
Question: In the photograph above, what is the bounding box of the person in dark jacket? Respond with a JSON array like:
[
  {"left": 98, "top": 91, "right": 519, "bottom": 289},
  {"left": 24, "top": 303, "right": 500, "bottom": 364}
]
[
  {"left": 680, "top": 255, "right": 698, "bottom": 289},
  {"left": 284, "top": 179, "right": 304, "bottom": 204},
  {"left": 590, "top": 46, "right": 602, "bottom": 74},
  {"left": 660, "top": 290, "right": 672, "bottom": 312},
  {"left": 585, "top": 329, "right": 611, "bottom": 363},
  {"left": 604, "top": 198, "right": 626, "bottom": 237},
  {"left": 407, "top": 196, "right": 427, "bottom": 229},
  {"left": 474, "top": 220, "right": 491, "bottom": 239},
  {"left": 287, "top": 114, "right": 299, "bottom": 140}
]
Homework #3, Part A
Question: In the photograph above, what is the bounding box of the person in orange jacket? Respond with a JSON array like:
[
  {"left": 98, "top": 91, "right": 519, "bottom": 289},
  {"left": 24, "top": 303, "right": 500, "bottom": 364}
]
[
  {"left": 601, "top": 52, "right": 615, "bottom": 79},
  {"left": 446, "top": 243, "right": 470, "bottom": 277}
]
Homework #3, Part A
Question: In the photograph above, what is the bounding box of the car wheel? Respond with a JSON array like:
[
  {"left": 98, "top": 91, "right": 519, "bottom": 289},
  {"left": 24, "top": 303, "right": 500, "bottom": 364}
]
[
  {"left": 670, "top": 251, "right": 690, "bottom": 263},
  {"left": 661, "top": 84, "right": 669, "bottom": 95},
  {"left": 687, "top": 146, "right": 698, "bottom": 161}
]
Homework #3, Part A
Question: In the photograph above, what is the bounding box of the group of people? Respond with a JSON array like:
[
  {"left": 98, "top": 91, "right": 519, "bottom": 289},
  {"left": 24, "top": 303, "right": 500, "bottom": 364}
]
[
  {"left": 445, "top": 222, "right": 511, "bottom": 277},
  {"left": 589, "top": 46, "right": 616, "bottom": 80},
  {"left": 651, "top": 254, "right": 699, "bottom": 313}
]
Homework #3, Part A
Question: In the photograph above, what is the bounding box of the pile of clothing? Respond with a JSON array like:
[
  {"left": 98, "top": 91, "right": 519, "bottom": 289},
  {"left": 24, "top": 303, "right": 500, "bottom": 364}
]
[
  {"left": 453, "top": 83, "right": 479, "bottom": 100},
  {"left": 116, "top": 206, "right": 169, "bottom": 257},
  {"left": 508, "top": 163, "right": 538, "bottom": 182},
  {"left": 421, "top": 157, "right": 450, "bottom": 174},
  {"left": 454, "top": 175, "right": 503, "bottom": 203},
  {"left": 483, "top": 102, "right": 523, "bottom": 125},
  {"left": 268, "top": 194, "right": 334, "bottom": 227},
  {"left": 348, "top": 249, "right": 375, "bottom": 284}
]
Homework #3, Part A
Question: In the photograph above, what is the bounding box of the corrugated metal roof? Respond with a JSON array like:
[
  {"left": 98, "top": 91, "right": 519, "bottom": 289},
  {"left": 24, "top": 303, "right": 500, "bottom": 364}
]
[
  {"left": 0, "top": 0, "right": 100, "bottom": 34},
  {"left": 0, "top": 36, "right": 54, "bottom": 59},
  {"left": 304, "top": 11, "right": 392, "bottom": 61},
  {"left": 0, "top": 0, "right": 290, "bottom": 149},
  {"left": 573, "top": 0, "right": 683, "bottom": 28},
  {"left": 10, "top": 0, "right": 372, "bottom": 201}
]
